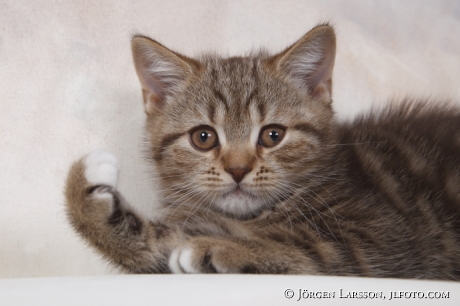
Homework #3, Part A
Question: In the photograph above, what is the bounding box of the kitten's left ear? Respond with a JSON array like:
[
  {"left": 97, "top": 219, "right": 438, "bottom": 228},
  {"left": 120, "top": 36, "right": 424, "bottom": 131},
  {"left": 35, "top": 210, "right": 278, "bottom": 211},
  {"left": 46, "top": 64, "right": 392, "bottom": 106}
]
[
  {"left": 268, "top": 24, "right": 336, "bottom": 103},
  {"left": 131, "top": 35, "right": 199, "bottom": 114}
]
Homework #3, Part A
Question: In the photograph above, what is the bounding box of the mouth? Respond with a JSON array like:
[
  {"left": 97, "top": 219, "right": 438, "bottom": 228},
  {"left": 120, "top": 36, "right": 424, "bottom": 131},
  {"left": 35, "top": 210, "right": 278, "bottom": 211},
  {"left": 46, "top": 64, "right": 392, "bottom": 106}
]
[{"left": 223, "top": 185, "right": 254, "bottom": 198}]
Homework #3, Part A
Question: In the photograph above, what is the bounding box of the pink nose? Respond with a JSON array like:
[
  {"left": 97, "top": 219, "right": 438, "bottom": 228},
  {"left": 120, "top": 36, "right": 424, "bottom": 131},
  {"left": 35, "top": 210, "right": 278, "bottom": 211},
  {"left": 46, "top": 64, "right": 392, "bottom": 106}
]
[{"left": 225, "top": 167, "right": 251, "bottom": 183}]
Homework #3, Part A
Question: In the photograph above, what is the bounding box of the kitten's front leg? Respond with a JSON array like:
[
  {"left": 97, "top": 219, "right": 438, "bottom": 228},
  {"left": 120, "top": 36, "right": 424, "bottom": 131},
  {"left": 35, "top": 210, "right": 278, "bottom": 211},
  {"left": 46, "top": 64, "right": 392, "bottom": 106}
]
[
  {"left": 169, "top": 237, "right": 317, "bottom": 274},
  {"left": 65, "top": 150, "right": 174, "bottom": 273}
]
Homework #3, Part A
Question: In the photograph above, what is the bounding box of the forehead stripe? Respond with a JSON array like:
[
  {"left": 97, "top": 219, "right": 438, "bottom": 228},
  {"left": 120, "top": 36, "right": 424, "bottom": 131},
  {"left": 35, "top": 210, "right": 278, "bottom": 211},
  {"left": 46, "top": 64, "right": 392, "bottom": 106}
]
[
  {"left": 257, "top": 101, "right": 266, "bottom": 122},
  {"left": 212, "top": 89, "right": 229, "bottom": 111},
  {"left": 207, "top": 103, "right": 216, "bottom": 124}
]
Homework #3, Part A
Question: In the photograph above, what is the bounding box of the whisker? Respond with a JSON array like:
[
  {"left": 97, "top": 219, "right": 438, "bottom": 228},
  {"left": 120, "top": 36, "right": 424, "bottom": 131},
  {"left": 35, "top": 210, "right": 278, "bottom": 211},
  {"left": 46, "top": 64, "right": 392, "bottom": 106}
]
[
  {"left": 325, "top": 141, "right": 388, "bottom": 147},
  {"left": 268, "top": 178, "right": 344, "bottom": 244}
]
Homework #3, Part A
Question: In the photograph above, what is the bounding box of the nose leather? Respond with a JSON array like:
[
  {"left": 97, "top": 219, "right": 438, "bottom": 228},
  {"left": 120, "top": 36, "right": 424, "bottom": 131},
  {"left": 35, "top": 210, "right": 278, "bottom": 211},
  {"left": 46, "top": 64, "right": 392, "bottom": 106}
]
[{"left": 225, "top": 167, "right": 251, "bottom": 183}]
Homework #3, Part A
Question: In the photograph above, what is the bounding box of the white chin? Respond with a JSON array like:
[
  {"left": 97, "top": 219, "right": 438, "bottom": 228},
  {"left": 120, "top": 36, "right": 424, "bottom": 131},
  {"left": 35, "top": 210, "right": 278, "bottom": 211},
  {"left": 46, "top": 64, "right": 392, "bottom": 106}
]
[{"left": 215, "top": 192, "right": 267, "bottom": 217}]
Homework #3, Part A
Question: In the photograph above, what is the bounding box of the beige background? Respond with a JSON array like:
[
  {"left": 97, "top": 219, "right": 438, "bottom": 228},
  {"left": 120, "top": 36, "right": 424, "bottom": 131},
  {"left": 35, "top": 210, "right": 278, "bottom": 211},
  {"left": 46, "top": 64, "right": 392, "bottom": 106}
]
[{"left": 1, "top": 0, "right": 459, "bottom": 278}]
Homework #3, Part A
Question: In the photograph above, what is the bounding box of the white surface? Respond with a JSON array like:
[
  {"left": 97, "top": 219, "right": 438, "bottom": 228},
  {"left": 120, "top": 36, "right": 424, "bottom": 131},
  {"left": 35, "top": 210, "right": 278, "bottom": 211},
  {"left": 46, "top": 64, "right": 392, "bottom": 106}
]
[
  {"left": 0, "top": 275, "right": 459, "bottom": 306},
  {"left": 1, "top": 0, "right": 460, "bottom": 279}
]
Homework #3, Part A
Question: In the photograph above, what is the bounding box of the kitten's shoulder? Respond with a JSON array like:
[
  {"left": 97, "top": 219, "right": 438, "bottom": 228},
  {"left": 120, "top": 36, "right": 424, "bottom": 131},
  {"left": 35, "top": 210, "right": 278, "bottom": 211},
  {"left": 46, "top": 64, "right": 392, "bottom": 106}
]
[
  {"left": 342, "top": 99, "right": 460, "bottom": 128},
  {"left": 337, "top": 99, "right": 460, "bottom": 146}
]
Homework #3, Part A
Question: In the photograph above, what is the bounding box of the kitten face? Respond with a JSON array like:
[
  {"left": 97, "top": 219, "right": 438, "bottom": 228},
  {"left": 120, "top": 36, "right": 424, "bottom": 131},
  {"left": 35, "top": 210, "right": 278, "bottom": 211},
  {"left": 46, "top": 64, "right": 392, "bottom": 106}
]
[{"left": 132, "top": 25, "right": 336, "bottom": 218}]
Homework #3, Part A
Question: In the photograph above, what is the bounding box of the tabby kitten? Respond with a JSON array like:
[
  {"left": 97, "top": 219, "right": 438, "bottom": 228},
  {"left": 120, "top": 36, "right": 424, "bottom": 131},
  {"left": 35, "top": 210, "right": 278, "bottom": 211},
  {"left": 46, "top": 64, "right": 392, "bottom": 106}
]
[{"left": 65, "top": 24, "right": 460, "bottom": 279}]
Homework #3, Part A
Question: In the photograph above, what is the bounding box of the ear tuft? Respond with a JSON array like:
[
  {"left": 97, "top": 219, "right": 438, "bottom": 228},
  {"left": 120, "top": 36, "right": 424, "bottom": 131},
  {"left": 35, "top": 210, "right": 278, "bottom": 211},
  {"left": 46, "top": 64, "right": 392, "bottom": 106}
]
[
  {"left": 131, "top": 36, "right": 197, "bottom": 114},
  {"left": 270, "top": 24, "right": 336, "bottom": 103}
]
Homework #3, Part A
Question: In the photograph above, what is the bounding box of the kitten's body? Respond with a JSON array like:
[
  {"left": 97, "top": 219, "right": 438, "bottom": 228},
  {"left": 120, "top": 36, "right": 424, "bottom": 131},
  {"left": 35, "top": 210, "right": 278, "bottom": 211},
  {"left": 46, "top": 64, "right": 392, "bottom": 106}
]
[{"left": 65, "top": 25, "right": 460, "bottom": 279}]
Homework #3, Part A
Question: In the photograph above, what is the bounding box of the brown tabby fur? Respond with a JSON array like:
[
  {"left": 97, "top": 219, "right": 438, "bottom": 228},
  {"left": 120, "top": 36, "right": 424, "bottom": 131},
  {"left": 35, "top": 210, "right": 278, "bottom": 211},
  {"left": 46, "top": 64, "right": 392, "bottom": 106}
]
[{"left": 65, "top": 24, "right": 460, "bottom": 279}]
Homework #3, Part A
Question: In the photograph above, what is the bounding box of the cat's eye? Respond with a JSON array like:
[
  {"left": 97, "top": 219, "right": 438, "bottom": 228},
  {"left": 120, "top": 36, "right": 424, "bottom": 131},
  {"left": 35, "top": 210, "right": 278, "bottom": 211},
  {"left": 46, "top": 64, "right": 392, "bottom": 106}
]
[
  {"left": 190, "top": 126, "right": 219, "bottom": 151},
  {"left": 258, "top": 125, "right": 286, "bottom": 148}
]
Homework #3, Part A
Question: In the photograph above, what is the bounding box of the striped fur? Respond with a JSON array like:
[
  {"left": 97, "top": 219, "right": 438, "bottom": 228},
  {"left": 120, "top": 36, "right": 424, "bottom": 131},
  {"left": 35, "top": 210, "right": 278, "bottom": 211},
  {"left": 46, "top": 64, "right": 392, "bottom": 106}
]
[{"left": 65, "top": 24, "right": 460, "bottom": 279}]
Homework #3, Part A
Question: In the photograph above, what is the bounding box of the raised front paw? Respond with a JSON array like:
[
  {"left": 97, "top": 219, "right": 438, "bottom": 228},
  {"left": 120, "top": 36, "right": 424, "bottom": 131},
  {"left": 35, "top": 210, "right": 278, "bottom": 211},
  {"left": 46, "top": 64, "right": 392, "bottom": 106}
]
[
  {"left": 83, "top": 150, "right": 119, "bottom": 200},
  {"left": 168, "top": 237, "right": 256, "bottom": 274},
  {"left": 65, "top": 150, "right": 120, "bottom": 221},
  {"left": 84, "top": 150, "right": 118, "bottom": 188}
]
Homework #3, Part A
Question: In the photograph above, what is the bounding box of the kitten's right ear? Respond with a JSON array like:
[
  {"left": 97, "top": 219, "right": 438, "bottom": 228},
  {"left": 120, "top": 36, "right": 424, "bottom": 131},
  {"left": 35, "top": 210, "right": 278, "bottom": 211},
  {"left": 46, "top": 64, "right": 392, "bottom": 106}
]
[{"left": 131, "top": 36, "right": 199, "bottom": 114}]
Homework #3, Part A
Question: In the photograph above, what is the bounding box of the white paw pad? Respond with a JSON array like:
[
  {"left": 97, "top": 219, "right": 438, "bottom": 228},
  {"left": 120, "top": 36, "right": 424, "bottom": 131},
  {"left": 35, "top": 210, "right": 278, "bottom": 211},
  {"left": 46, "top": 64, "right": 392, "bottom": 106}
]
[
  {"left": 84, "top": 150, "right": 118, "bottom": 188},
  {"left": 169, "top": 247, "right": 198, "bottom": 274}
]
